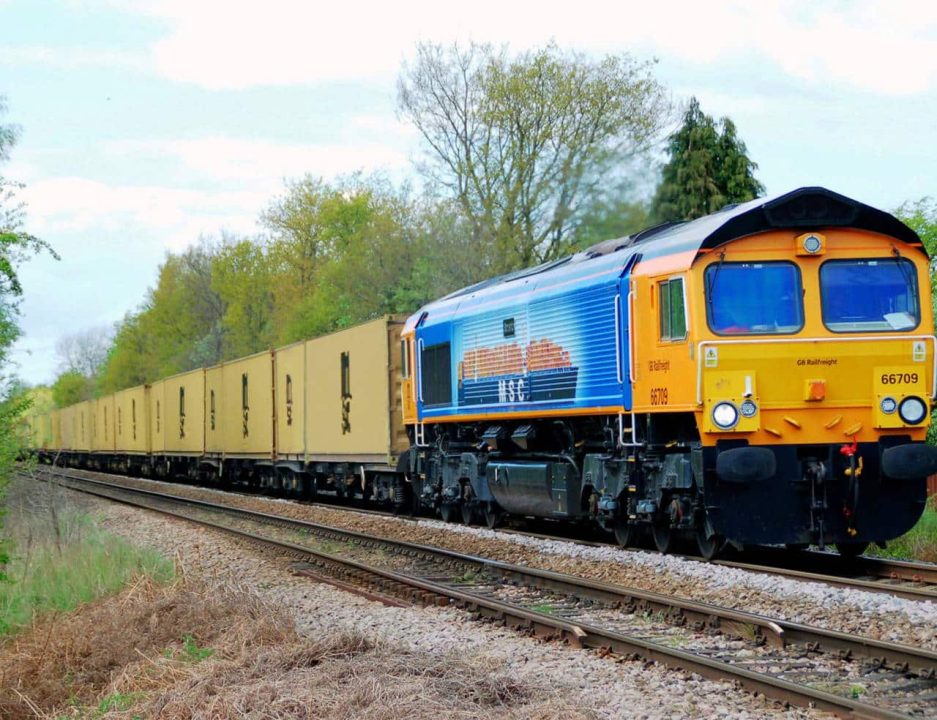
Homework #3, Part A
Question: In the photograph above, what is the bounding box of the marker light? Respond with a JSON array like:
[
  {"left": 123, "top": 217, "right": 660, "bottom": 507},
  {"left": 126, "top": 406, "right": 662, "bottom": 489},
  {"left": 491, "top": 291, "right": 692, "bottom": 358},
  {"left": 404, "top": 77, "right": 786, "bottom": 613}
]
[
  {"left": 712, "top": 402, "right": 740, "bottom": 430},
  {"left": 898, "top": 396, "right": 928, "bottom": 425},
  {"left": 880, "top": 397, "right": 897, "bottom": 415},
  {"left": 740, "top": 400, "right": 758, "bottom": 418},
  {"left": 802, "top": 234, "right": 822, "bottom": 253}
]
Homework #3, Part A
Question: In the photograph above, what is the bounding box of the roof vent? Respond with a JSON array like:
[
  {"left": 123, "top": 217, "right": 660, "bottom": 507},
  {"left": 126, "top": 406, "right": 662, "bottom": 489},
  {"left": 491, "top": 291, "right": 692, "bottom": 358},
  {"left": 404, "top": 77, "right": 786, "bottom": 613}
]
[{"left": 763, "top": 188, "right": 858, "bottom": 228}]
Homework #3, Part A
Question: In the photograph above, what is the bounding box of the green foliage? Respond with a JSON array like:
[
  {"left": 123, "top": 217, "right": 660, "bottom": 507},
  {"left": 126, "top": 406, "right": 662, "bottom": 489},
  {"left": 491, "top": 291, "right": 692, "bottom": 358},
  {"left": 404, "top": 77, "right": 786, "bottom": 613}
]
[
  {"left": 896, "top": 197, "right": 937, "bottom": 257},
  {"left": 0, "top": 503, "right": 174, "bottom": 636},
  {"left": 399, "top": 41, "right": 671, "bottom": 271},
  {"left": 162, "top": 634, "right": 216, "bottom": 663},
  {"left": 866, "top": 497, "right": 937, "bottom": 563},
  {"left": 650, "top": 97, "right": 764, "bottom": 223},
  {"left": 0, "top": 94, "right": 55, "bottom": 574},
  {"left": 52, "top": 370, "right": 94, "bottom": 407}
]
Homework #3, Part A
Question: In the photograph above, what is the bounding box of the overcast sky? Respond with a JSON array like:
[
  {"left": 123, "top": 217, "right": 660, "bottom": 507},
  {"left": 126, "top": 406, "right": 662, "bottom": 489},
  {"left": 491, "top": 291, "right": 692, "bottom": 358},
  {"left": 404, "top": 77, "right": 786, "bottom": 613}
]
[{"left": 2, "top": 0, "right": 936, "bottom": 385}]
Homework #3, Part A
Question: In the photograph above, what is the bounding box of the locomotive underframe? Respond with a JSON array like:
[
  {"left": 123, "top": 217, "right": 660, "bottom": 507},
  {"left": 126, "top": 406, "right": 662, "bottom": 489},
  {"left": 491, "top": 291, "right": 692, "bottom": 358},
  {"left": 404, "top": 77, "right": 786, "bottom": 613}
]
[{"left": 405, "top": 411, "right": 930, "bottom": 551}]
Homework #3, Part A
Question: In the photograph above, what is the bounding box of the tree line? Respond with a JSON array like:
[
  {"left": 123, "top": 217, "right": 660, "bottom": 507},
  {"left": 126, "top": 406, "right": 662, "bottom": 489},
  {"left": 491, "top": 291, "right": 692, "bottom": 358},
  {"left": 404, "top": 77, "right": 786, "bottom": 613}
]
[{"left": 47, "top": 40, "right": 898, "bottom": 406}]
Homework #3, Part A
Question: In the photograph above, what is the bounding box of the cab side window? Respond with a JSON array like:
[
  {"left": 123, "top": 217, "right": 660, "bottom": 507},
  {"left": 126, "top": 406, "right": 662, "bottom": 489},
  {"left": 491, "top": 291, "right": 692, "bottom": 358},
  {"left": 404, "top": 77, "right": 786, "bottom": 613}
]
[{"left": 659, "top": 278, "right": 687, "bottom": 341}]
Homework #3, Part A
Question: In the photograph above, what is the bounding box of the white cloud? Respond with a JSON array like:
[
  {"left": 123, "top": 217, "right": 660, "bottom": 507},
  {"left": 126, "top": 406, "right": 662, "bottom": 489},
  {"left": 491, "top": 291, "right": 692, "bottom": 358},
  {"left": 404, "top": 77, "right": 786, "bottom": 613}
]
[
  {"left": 105, "top": 137, "right": 410, "bottom": 189},
  {"left": 21, "top": 176, "right": 265, "bottom": 250},
  {"left": 128, "top": 0, "right": 937, "bottom": 95},
  {"left": 0, "top": 45, "right": 148, "bottom": 72}
]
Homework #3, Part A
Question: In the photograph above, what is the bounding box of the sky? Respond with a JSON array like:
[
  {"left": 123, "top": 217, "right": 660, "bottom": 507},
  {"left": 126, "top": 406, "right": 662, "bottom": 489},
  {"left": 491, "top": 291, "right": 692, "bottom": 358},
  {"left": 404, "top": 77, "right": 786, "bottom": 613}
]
[{"left": 1, "top": 0, "right": 936, "bottom": 385}]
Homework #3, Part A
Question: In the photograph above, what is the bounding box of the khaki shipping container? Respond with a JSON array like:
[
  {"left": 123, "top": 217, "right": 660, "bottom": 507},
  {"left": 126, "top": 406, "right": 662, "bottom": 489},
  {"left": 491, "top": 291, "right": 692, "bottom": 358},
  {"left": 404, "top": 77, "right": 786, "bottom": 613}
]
[
  {"left": 205, "top": 365, "right": 224, "bottom": 455},
  {"left": 221, "top": 351, "right": 274, "bottom": 458},
  {"left": 163, "top": 369, "right": 205, "bottom": 455},
  {"left": 72, "top": 401, "right": 91, "bottom": 452},
  {"left": 92, "top": 395, "right": 116, "bottom": 453},
  {"left": 60, "top": 405, "right": 74, "bottom": 451},
  {"left": 149, "top": 380, "right": 166, "bottom": 454},
  {"left": 115, "top": 385, "right": 149, "bottom": 454},
  {"left": 51, "top": 408, "right": 63, "bottom": 451},
  {"left": 306, "top": 316, "right": 406, "bottom": 463},
  {"left": 274, "top": 341, "right": 305, "bottom": 459}
]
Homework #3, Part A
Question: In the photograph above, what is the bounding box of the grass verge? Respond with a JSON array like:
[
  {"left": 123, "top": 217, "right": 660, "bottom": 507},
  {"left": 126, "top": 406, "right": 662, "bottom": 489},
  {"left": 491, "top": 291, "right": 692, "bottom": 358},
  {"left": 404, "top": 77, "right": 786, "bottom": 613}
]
[
  {"left": 1, "top": 575, "right": 598, "bottom": 719},
  {"left": 868, "top": 496, "right": 937, "bottom": 563},
  {"left": 0, "top": 476, "right": 175, "bottom": 636}
]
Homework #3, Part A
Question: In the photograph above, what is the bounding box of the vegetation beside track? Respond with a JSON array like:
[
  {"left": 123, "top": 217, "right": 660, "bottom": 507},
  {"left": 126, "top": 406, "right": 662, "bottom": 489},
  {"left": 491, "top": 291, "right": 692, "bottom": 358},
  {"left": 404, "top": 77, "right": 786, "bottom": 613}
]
[
  {"left": 867, "top": 496, "right": 937, "bottom": 564},
  {"left": 0, "top": 476, "right": 174, "bottom": 636}
]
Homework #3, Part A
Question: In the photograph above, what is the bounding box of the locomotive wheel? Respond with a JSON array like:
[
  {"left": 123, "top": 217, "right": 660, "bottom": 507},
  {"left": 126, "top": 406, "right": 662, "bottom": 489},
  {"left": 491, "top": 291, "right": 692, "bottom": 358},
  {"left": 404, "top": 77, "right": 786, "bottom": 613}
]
[
  {"left": 484, "top": 503, "right": 504, "bottom": 529},
  {"left": 440, "top": 502, "right": 459, "bottom": 523},
  {"left": 613, "top": 521, "right": 636, "bottom": 548},
  {"left": 695, "top": 527, "right": 725, "bottom": 561},
  {"left": 835, "top": 541, "right": 869, "bottom": 561},
  {"left": 652, "top": 522, "right": 674, "bottom": 554},
  {"left": 461, "top": 501, "right": 477, "bottom": 526}
]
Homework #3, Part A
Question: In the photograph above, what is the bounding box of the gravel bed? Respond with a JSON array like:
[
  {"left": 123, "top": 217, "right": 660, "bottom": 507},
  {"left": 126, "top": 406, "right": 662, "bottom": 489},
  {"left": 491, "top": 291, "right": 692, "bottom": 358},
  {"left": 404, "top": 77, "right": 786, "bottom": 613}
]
[
  {"left": 54, "top": 470, "right": 937, "bottom": 650},
  {"left": 36, "top": 480, "right": 824, "bottom": 720}
]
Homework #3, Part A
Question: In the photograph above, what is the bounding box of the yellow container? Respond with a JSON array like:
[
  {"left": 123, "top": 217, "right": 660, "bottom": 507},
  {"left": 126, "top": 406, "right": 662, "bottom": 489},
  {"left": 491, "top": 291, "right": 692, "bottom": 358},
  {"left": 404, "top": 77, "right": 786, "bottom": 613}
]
[
  {"left": 92, "top": 395, "right": 116, "bottom": 453},
  {"left": 162, "top": 369, "right": 205, "bottom": 455},
  {"left": 51, "top": 408, "right": 63, "bottom": 451},
  {"left": 221, "top": 350, "right": 274, "bottom": 458},
  {"left": 205, "top": 364, "right": 224, "bottom": 455},
  {"left": 274, "top": 341, "right": 305, "bottom": 459},
  {"left": 73, "top": 401, "right": 91, "bottom": 452},
  {"left": 149, "top": 380, "right": 166, "bottom": 454},
  {"left": 305, "top": 316, "right": 407, "bottom": 463},
  {"left": 115, "top": 385, "right": 150, "bottom": 454}
]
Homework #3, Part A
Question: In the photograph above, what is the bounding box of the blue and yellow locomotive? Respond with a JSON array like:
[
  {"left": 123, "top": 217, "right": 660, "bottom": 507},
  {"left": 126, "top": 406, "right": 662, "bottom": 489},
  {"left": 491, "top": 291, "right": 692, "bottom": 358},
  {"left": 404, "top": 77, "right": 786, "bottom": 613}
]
[{"left": 400, "top": 187, "right": 937, "bottom": 558}]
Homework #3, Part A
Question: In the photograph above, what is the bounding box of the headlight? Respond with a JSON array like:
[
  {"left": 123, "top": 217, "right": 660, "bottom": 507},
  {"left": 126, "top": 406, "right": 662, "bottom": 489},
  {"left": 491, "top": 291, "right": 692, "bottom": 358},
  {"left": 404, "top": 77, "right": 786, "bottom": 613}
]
[
  {"left": 712, "top": 402, "right": 739, "bottom": 430},
  {"left": 740, "top": 400, "right": 758, "bottom": 418},
  {"left": 898, "top": 396, "right": 928, "bottom": 425},
  {"left": 802, "top": 234, "right": 822, "bottom": 253},
  {"left": 880, "top": 397, "right": 897, "bottom": 415}
]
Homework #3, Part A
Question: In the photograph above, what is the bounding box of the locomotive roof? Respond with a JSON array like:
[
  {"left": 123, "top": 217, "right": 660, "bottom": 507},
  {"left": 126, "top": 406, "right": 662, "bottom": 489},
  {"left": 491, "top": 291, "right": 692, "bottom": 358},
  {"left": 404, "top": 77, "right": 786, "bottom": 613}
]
[
  {"left": 611, "top": 185, "right": 922, "bottom": 261},
  {"left": 408, "top": 187, "right": 922, "bottom": 331}
]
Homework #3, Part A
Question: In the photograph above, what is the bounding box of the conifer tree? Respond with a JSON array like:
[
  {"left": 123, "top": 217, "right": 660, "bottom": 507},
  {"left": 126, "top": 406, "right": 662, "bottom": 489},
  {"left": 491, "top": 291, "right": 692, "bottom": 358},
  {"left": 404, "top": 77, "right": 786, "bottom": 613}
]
[{"left": 651, "top": 98, "right": 764, "bottom": 223}]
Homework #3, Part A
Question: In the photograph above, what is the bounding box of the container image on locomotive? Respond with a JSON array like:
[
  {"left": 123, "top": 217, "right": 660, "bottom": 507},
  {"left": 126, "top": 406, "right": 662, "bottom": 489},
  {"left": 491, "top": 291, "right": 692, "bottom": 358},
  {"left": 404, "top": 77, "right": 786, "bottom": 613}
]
[{"left": 400, "top": 187, "right": 937, "bottom": 557}]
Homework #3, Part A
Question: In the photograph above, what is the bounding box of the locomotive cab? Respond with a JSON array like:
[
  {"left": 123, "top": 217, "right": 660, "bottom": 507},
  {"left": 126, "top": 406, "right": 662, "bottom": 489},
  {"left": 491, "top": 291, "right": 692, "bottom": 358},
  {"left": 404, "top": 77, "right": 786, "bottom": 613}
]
[{"left": 686, "top": 225, "right": 937, "bottom": 552}]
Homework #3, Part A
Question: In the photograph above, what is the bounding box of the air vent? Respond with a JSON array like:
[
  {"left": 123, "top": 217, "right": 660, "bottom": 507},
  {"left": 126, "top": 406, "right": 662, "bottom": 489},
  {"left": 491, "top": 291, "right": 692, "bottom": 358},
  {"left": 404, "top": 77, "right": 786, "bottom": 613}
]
[{"left": 763, "top": 189, "right": 858, "bottom": 228}]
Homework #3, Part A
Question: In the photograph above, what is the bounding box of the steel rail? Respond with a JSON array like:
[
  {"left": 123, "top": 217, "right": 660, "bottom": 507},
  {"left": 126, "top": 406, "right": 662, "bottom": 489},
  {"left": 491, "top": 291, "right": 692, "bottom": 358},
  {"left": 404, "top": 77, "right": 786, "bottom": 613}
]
[
  {"left": 35, "top": 468, "right": 937, "bottom": 717},
  {"left": 34, "top": 464, "right": 937, "bottom": 602}
]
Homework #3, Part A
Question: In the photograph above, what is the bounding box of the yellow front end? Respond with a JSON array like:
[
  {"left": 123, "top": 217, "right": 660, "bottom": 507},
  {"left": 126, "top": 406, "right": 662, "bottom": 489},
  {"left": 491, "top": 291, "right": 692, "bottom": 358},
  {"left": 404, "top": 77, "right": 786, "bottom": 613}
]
[{"left": 692, "top": 229, "right": 935, "bottom": 448}]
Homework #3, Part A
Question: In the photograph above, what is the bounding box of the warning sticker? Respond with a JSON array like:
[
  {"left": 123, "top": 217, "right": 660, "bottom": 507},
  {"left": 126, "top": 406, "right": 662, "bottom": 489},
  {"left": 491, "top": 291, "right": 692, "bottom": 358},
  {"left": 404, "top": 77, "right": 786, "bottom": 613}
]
[
  {"left": 912, "top": 340, "right": 926, "bottom": 363},
  {"left": 704, "top": 347, "right": 718, "bottom": 368}
]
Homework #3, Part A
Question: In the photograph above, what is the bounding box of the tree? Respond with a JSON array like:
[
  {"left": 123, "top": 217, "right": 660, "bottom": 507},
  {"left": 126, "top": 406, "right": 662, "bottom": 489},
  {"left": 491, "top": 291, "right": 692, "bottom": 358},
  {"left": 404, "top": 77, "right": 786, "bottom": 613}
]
[
  {"left": 0, "top": 95, "right": 55, "bottom": 576},
  {"left": 51, "top": 370, "right": 93, "bottom": 406},
  {"left": 398, "top": 42, "right": 672, "bottom": 271},
  {"left": 55, "top": 325, "right": 112, "bottom": 377},
  {"left": 650, "top": 97, "right": 764, "bottom": 223}
]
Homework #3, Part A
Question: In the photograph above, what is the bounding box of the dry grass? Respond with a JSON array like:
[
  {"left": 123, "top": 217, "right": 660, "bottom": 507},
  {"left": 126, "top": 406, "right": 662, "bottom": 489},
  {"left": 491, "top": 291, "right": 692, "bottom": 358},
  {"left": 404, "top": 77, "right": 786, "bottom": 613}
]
[{"left": 0, "top": 574, "right": 597, "bottom": 720}]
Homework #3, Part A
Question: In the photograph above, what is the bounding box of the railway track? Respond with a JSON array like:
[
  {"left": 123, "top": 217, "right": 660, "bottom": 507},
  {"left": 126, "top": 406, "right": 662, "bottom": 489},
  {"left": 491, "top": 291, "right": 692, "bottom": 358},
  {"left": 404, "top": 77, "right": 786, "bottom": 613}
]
[
  {"left": 32, "top": 463, "right": 937, "bottom": 603},
  {"left": 33, "top": 466, "right": 937, "bottom": 719}
]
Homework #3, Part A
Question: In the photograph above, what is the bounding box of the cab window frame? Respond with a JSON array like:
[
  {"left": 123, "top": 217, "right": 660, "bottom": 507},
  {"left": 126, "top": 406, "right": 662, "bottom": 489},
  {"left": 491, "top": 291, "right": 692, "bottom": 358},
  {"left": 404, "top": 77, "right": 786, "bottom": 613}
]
[
  {"left": 818, "top": 257, "right": 921, "bottom": 334},
  {"left": 704, "top": 260, "right": 805, "bottom": 337},
  {"left": 658, "top": 276, "right": 688, "bottom": 342}
]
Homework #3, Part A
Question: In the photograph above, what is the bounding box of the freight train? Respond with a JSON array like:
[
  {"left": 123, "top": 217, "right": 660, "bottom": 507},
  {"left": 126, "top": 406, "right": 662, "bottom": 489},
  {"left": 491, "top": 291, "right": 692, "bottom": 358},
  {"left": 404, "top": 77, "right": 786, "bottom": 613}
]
[{"left": 30, "top": 187, "right": 937, "bottom": 559}]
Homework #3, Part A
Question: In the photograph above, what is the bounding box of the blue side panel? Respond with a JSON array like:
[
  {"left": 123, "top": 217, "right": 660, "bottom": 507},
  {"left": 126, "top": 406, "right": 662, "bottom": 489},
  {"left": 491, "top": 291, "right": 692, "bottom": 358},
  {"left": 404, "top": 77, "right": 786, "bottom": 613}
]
[{"left": 417, "top": 270, "right": 629, "bottom": 421}]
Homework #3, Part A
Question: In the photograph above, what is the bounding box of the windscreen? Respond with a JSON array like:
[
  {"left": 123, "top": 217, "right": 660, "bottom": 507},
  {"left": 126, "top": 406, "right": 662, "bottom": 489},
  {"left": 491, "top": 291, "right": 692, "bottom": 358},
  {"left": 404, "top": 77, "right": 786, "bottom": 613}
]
[
  {"left": 820, "top": 258, "right": 919, "bottom": 332},
  {"left": 705, "top": 262, "right": 803, "bottom": 335}
]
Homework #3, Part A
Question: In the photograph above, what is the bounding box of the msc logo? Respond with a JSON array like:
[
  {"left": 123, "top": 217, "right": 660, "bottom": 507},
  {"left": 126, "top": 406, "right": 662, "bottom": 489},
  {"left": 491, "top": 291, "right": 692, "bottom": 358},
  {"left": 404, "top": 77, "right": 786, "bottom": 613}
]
[{"left": 498, "top": 378, "right": 527, "bottom": 403}]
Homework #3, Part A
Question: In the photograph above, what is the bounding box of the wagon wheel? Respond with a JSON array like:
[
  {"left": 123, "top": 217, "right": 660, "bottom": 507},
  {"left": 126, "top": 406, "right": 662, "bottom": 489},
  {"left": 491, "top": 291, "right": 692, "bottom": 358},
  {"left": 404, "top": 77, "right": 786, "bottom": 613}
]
[
  {"left": 695, "top": 515, "right": 725, "bottom": 561},
  {"left": 695, "top": 526, "right": 725, "bottom": 561},
  {"left": 613, "top": 521, "right": 636, "bottom": 548},
  {"left": 484, "top": 502, "right": 504, "bottom": 529},
  {"left": 439, "top": 502, "right": 459, "bottom": 523},
  {"left": 461, "top": 501, "right": 477, "bottom": 526},
  {"left": 835, "top": 541, "right": 869, "bottom": 561},
  {"left": 651, "top": 521, "right": 675, "bottom": 554}
]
